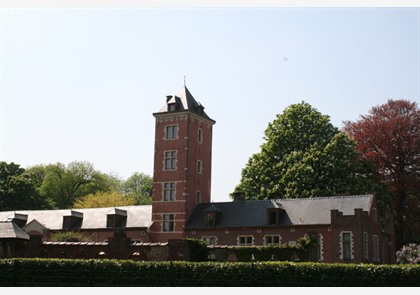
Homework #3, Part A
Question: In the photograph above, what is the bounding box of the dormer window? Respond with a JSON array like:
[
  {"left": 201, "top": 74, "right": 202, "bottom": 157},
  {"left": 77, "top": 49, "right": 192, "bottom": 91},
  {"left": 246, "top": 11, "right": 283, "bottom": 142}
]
[
  {"left": 168, "top": 103, "right": 177, "bottom": 111},
  {"left": 206, "top": 212, "right": 216, "bottom": 227},
  {"left": 267, "top": 209, "right": 284, "bottom": 225},
  {"left": 106, "top": 208, "right": 127, "bottom": 228},
  {"left": 8, "top": 213, "right": 28, "bottom": 228},
  {"left": 203, "top": 204, "right": 222, "bottom": 227},
  {"left": 62, "top": 211, "right": 83, "bottom": 230}
]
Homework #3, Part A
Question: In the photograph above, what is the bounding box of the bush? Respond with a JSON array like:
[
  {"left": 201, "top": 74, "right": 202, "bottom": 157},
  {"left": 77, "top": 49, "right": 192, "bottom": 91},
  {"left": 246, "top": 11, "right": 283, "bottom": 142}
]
[
  {"left": 396, "top": 243, "right": 420, "bottom": 264},
  {"left": 50, "top": 231, "right": 90, "bottom": 242}
]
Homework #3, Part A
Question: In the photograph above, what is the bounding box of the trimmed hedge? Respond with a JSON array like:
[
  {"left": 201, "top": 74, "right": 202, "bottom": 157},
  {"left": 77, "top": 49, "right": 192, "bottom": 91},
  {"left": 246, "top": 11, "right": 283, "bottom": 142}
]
[{"left": 0, "top": 258, "right": 419, "bottom": 287}]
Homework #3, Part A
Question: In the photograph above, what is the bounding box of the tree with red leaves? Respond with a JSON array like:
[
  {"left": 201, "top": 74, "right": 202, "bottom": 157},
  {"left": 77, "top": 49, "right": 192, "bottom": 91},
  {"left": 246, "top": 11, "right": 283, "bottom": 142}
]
[{"left": 344, "top": 99, "right": 420, "bottom": 249}]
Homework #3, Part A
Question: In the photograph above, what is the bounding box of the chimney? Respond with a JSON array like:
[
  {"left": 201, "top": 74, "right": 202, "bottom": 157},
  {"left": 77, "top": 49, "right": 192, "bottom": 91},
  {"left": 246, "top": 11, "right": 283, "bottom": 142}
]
[{"left": 232, "top": 191, "right": 245, "bottom": 202}]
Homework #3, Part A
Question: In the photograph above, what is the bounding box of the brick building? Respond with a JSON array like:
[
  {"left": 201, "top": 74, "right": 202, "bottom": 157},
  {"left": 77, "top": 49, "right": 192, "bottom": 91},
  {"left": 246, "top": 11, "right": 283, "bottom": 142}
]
[{"left": 0, "top": 85, "right": 395, "bottom": 263}]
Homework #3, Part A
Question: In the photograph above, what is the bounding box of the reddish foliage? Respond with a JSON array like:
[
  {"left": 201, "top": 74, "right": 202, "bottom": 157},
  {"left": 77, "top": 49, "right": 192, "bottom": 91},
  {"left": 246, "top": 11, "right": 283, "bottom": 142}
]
[{"left": 344, "top": 99, "right": 420, "bottom": 248}]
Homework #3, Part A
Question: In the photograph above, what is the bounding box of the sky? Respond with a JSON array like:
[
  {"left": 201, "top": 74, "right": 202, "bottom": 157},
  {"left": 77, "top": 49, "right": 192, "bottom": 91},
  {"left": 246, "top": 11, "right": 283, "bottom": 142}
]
[{"left": 0, "top": 2, "right": 419, "bottom": 203}]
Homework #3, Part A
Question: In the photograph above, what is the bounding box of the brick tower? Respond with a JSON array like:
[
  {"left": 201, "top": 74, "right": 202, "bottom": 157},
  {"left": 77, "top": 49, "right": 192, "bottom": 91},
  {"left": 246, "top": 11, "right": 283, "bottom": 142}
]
[{"left": 150, "top": 86, "right": 216, "bottom": 242}]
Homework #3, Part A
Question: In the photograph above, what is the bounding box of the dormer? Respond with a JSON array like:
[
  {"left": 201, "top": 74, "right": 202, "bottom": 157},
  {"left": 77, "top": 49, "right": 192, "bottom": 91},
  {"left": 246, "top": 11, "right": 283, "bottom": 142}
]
[
  {"left": 7, "top": 213, "right": 28, "bottom": 228},
  {"left": 106, "top": 208, "right": 127, "bottom": 228},
  {"left": 166, "top": 95, "right": 181, "bottom": 112},
  {"left": 203, "top": 204, "right": 222, "bottom": 227},
  {"left": 267, "top": 201, "right": 285, "bottom": 225},
  {"left": 62, "top": 210, "right": 83, "bottom": 230}
]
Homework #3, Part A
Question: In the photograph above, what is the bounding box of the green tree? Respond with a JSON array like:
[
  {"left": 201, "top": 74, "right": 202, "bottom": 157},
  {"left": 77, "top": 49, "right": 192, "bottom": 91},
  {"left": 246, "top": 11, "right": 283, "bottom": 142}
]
[
  {"left": 0, "top": 161, "right": 49, "bottom": 210},
  {"left": 122, "top": 172, "right": 153, "bottom": 205},
  {"left": 73, "top": 191, "right": 136, "bottom": 209},
  {"left": 233, "top": 102, "right": 381, "bottom": 200},
  {"left": 37, "top": 161, "right": 112, "bottom": 209}
]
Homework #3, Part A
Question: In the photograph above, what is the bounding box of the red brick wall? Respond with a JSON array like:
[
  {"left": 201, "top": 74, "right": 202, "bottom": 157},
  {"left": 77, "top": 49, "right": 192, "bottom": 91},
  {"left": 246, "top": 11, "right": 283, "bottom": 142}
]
[{"left": 151, "top": 112, "right": 214, "bottom": 243}]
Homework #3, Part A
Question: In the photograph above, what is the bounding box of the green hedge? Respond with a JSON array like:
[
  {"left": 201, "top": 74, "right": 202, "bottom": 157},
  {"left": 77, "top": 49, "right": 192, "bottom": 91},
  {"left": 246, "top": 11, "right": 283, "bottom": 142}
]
[{"left": 0, "top": 258, "right": 419, "bottom": 287}]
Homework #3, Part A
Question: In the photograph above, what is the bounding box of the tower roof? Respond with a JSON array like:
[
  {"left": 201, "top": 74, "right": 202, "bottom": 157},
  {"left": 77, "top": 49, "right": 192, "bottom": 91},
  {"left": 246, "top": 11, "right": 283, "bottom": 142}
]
[{"left": 154, "top": 86, "right": 215, "bottom": 123}]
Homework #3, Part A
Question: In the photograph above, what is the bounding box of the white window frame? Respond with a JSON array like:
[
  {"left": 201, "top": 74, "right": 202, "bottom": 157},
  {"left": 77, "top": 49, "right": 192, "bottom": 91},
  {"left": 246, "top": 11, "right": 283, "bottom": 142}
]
[
  {"left": 202, "top": 236, "right": 218, "bottom": 245},
  {"left": 165, "top": 125, "right": 178, "bottom": 140},
  {"left": 264, "top": 235, "right": 282, "bottom": 245},
  {"left": 162, "top": 214, "right": 175, "bottom": 232},
  {"left": 163, "top": 150, "right": 177, "bottom": 171},
  {"left": 237, "top": 235, "right": 254, "bottom": 246},
  {"left": 163, "top": 182, "right": 176, "bottom": 201},
  {"left": 316, "top": 234, "right": 324, "bottom": 262},
  {"left": 340, "top": 231, "right": 354, "bottom": 261}
]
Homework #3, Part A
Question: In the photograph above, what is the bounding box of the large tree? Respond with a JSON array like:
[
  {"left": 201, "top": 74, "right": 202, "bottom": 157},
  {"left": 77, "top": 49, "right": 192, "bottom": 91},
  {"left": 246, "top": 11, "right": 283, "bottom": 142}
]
[
  {"left": 0, "top": 161, "right": 49, "bottom": 210},
  {"left": 27, "top": 161, "right": 114, "bottom": 209},
  {"left": 122, "top": 172, "right": 153, "bottom": 205},
  {"left": 233, "top": 102, "right": 382, "bottom": 201},
  {"left": 344, "top": 99, "right": 420, "bottom": 248}
]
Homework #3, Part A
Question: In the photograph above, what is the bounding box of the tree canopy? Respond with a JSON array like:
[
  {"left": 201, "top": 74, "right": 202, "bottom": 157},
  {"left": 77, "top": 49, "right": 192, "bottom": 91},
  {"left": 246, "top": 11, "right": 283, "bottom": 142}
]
[
  {"left": 344, "top": 99, "right": 420, "bottom": 248},
  {"left": 233, "top": 102, "right": 381, "bottom": 200},
  {"left": 0, "top": 161, "right": 48, "bottom": 211},
  {"left": 122, "top": 172, "right": 153, "bottom": 205},
  {"left": 73, "top": 191, "right": 136, "bottom": 209}
]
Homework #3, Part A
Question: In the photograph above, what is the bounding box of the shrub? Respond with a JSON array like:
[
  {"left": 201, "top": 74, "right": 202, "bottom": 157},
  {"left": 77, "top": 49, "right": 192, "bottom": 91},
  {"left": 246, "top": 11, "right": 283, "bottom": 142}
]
[
  {"left": 50, "top": 231, "right": 90, "bottom": 242},
  {"left": 396, "top": 243, "right": 420, "bottom": 264}
]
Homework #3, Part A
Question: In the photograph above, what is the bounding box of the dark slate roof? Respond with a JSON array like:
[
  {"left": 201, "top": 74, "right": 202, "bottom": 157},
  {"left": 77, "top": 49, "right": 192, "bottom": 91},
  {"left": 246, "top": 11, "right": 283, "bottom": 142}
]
[
  {"left": 0, "top": 205, "right": 152, "bottom": 231},
  {"left": 186, "top": 194, "right": 374, "bottom": 229},
  {"left": 0, "top": 221, "right": 30, "bottom": 240},
  {"left": 154, "top": 85, "right": 215, "bottom": 123}
]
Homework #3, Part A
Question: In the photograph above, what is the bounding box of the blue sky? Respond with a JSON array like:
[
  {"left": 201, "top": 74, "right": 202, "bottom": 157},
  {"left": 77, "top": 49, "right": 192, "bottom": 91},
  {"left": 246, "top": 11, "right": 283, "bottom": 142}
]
[{"left": 1, "top": 4, "right": 419, "bottom": 202}]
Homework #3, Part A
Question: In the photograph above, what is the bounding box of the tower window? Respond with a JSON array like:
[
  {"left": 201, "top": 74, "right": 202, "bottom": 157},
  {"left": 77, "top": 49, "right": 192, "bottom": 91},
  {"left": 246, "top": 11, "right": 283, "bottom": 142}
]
[
  {"left": 162, "top": 214, "right": 175, "bottom": 232},
  {"left": 165, "top": 125, "right": 178, "bottom": 140},
  {"left": 197, "top": 160, "right": 202, "bottom": 174},
  {"left": 196, "top": 191, "right": 201, "bottom": 203},
  {"left": 198, "top": 128, "right": 203, "bottom": 143},
  {"left": 164, "top": 151, "right": 177, "bottom": 170},
  {"left": 163, "top": 182, "right": 176, "bottom": 201},
  {"left": 168, "top": 103, "right": 177, "bottom": 111}
]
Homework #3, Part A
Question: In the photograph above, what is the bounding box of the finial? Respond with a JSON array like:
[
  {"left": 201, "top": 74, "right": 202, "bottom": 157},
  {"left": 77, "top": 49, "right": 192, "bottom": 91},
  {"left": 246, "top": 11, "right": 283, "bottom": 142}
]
[{"left": 184, "top": 76, "right": 186, "bottom": 86}]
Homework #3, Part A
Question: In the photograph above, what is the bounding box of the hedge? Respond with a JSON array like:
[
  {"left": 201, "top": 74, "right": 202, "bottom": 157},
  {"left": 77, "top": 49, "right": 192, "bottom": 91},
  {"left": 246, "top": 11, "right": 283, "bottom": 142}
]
[{"left": 0, "top": 258, "right": 419, "bottom": 287}]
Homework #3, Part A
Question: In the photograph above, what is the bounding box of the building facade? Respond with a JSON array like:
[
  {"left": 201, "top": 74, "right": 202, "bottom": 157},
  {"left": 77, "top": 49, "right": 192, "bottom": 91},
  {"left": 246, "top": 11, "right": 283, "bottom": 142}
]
[{"left": 0, "top": 85, "right": 395, "bottom": 263}]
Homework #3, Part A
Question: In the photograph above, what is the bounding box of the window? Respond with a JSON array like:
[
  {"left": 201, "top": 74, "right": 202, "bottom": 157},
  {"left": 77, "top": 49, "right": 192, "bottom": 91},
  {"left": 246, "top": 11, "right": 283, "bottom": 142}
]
[
  {"left": 316, "top": 234, "right": 324, "bottom": 261},
  {"left": 163, "top": 182, "right": 176, "bottom": 201},
  {"left": 168, "top": 103, "right": 177, "bottom": 111},
  {"left": 264, "top": 235, "right": 281, "bottom": 245},
  {"left": 164, "top": 151, "right": 177, "bottom": 170},
  {"left": 238, "top": 235, "right": 254, "bottom": 246},
  {"left": 372, "top": 208, "right": 377, "bottom": 222},
  {"left": 162, "top": 214, "right": 175, "bottom": 232},
  {"left": 198, "top": 128, "right": 203, "bottom": 143},
  {"left": 197, "top": 160, "right": 202, "bottom": 174},
  {"left": 341, "top": 232, "right": 353, "bottom": 260},
  {"left": 363, "top": 232, "right": 369, "bottom": 260},
  {"left": 202, "top": 236, "right": 217, "bottom": 245},
  {"left": 196, "top": 191, "right": 201, "bottom": 203},
  {"left": 268, "top": 211, "right": 278, "bottom": 224},
  {"left": 205, "top": 212, "right": 216, "bottom": 227},
  {"left": 373, "top": 235, "right": 379, "bottom": 262},
  {"left": 165, "top": 125, "right": 178, "bottom": 140}
]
